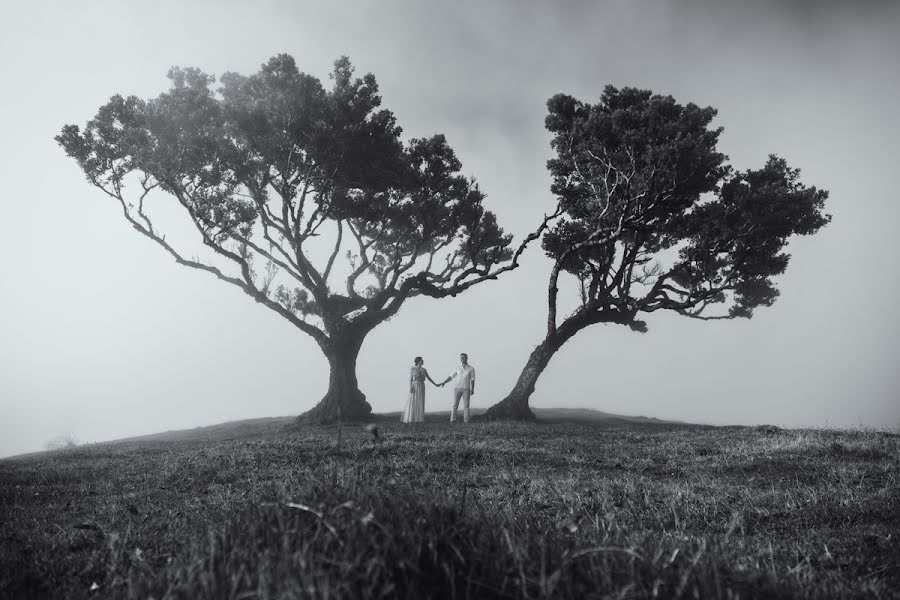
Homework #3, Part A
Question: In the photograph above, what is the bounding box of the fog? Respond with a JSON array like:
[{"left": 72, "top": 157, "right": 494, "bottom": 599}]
[{"left": 2, "top": 0, "right": 898, "bottom": 458}]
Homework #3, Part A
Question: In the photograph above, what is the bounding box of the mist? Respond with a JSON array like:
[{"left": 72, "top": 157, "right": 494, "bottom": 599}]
[{"left": 2, "top": 0, "right": 899, "bottom": 458}]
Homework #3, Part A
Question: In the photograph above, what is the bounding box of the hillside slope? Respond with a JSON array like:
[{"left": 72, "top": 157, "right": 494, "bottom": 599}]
[
  {"left": 86, "top": 407, "right": 686, "bottom": 448},
  {"left": 1, "top": 419, "right": 897, "bottom": 599}
]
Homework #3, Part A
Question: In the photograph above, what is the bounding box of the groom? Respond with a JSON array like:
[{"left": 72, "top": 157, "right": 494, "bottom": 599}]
[{"left": 439, "top": 353, "right": 476, "bottom": 423}]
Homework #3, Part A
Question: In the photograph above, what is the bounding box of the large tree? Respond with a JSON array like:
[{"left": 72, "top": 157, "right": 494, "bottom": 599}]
[
  {"left": 484, "top": 86, "right": 830, "bottom": 420},
  {"left": 57, "top": 55, "right": 553, "bottom": 423}
]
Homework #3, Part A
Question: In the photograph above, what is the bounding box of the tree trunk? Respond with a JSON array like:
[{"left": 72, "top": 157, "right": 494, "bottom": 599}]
[
  {"left": 483, "top": 307, "right": 634, "bottom": 421},
  {"left": 483, "top": 335, "right": 563, "bottom": 421},
  {"left": 299, "top": 335, "right": 372, "bottom": 424}
]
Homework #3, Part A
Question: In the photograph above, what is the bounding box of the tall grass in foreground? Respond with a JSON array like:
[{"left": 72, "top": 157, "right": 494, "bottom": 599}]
[{"left": 1, "top": 421, "right": 897, "bottom": 599}]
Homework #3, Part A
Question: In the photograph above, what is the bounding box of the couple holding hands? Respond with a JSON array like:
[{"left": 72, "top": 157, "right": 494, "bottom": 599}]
[{"left": 401, "top": 353, "right": 475, "bottom": 424}]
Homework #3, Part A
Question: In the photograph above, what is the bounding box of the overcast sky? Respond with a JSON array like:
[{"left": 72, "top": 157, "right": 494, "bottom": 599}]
[{"left": 2, "top": 0, "right": 898, "bottom": 457}]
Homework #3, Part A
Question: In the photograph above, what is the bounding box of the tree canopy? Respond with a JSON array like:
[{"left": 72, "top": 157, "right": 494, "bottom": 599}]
[
  {"left": 485, "top": 86, "right": 830, "bottom": 420},
  {"left": 57, "top": 55, "right": 550, "bottom": 422}
]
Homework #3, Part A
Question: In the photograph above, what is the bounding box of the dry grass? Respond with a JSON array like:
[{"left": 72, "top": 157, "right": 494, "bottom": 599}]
[{"left": 1, "top": 419, "right": 897, "bottom": 599}]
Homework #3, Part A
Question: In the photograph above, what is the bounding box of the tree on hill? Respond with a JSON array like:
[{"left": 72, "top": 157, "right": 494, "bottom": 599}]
[
  {"left": 484, "top": 86, "right": 830, "bottom": 420},
  {"left": 56, "top": 55, "right": 555, "bottom": 424}
]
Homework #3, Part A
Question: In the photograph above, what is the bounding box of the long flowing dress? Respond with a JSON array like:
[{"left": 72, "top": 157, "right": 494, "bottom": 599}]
[{"left": 401, "top": 366, "right": 427, "bottom": 423}]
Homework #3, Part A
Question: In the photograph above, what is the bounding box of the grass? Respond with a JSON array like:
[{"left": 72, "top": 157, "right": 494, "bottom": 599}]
[{"left": 1, "top": 417, "right": 897, "bottom": 599}]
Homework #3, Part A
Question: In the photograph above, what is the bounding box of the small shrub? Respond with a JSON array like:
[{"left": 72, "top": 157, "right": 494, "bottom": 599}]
[{"left": 44, "top": 433, "right": 78, "bottom": 451}]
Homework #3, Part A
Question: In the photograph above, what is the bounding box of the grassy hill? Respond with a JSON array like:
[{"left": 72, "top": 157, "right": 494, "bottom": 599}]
[
  {"left": 1, "top": 414, "right": 897, "bottom": 599},
  {"left": 86, "top": 408, "right": 682, "bottom": 447}
]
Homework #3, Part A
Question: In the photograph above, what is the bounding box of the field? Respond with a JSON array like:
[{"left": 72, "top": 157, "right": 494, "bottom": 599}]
[{"left": 1, "top": 413, "right": 897, "bottom": 599}]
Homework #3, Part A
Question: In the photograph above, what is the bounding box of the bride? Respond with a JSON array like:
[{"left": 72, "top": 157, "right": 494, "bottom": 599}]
[{"left": 401, "top": 356, "right": 439, "bottom": 423}]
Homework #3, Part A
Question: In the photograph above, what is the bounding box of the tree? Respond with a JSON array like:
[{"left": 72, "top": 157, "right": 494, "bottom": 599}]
[
  {"left": 56, "top": 55, "right": 555, "bottom": 424},
  {"left": 484, "top": 86, "right": 830, "bottom": 420}
]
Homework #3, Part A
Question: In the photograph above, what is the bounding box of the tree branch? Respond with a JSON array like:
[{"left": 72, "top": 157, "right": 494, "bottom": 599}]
[
  {"left": 99, "top": 177, "right": 327, "bottom": 345},
  {"left": 323, "top": 218, "right": 343, "bottom": 285},
  {"left": 547, "top": 211, "right": 626, "bottom": 337},
  {"left": 410, "top": 203, "right": 563, "bottom": 300}
]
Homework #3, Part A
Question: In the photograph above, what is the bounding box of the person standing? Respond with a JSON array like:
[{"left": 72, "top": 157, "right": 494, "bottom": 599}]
[
  {"left": 402, "top": 356, "right": 438, "bottom": 423},
  {"left": 439, "top": 353, "right": 476, "bottom": 423}
]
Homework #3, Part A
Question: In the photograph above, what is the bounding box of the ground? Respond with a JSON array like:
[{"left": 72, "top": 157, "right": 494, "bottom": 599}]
[{"left": 0, "top": 413, "right": 897, "bottom": 599}]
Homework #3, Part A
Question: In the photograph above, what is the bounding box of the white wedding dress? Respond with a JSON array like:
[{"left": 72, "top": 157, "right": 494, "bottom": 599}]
[{"left": 401, "top": 366, "right": 427, "bottom": 423}]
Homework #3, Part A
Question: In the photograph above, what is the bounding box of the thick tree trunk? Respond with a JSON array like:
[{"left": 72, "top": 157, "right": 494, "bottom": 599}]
[
  {"left": 483, "top": 306, "right": 635, "bottom": 421},
  {"left": 299, "top": 335, "right": 372, "bottom": 424},
  {"left": 483, "top": 336, "right": 563, "bottom": 421}
]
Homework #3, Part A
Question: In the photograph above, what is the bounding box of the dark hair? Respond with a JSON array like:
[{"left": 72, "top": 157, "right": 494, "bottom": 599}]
[
  {"left": 414, "top": 356, "right": 423, "bottom": 365},
  {"left": 460, "top": 353, "right": 468, "bottom": 359}
]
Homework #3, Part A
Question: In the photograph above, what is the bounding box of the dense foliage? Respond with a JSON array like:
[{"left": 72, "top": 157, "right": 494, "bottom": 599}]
[
  {"left": 56, "top": 55, "right": 542, "bottom": 422},
  {"left": 543, "top": 86, "right": 829, "bottom": 324}
]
